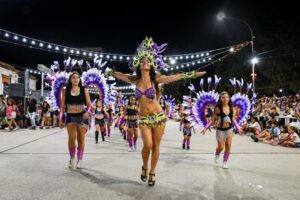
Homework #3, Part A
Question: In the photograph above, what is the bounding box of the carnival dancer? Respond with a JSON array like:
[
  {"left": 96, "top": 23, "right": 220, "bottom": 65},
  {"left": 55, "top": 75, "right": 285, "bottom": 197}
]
[
  {"left": 201, "top": 91, "right": 243, "bottom": 169},
  {"left": 125, "top": 96, "right": 139, "bottom": 152},
  {"left": 105, "top": 104, "right": 113, "bottom": 137},
  {"left": 59, "top": 71, "right": 92, "bottom": 170},
  {"left": 94, "top": 99, "right": 107, "bottom": 143},
  {"left": 106, "top": 37, "right": 205, "bottom": 186},
  {"left": 181, "top": 113, "right": 196, "bottom": 150}
]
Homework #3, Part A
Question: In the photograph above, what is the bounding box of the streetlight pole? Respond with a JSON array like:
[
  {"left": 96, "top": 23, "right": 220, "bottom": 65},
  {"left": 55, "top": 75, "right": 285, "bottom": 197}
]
[
  {"left": 228, "top": 18, "right": 256, "bottom": 93},
  {"left": 217, "top": 12, "right": 256, "bottom": 92}
]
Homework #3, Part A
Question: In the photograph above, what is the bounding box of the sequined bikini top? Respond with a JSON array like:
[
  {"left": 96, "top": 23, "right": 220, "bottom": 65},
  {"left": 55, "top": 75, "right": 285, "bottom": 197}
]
[{"left": 135, "top": 81, "right": 155, "bottom": 100}]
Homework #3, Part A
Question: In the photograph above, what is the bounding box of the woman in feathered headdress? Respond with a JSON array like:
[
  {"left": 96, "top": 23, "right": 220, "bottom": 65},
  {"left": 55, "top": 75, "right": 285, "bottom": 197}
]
[
  {"left": 106, "top": 37, "right": 206, "bottom": 186},
  {"left": 59, "top": 71, "right": 92, "bottom": 170},
  {"left": 201, "top": 91, "right": 243, "bottom": 169}
]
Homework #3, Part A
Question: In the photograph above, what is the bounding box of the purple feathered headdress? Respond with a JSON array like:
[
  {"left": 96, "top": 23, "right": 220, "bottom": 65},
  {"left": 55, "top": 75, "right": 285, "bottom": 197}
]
[{"left": 130, "top": 37, "right": 168, "bottom": 71}]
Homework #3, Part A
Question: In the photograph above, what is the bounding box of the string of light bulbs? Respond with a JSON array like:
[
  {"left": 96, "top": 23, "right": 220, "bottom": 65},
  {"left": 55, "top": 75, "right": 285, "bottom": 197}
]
[
  {"left": 10, "top": 41, "right": 249, "bottom": 83},
  {"left": 25, "top": 68, "right": 42, "bottom": 75},
  {"left": 0, "top": 28, "right": 250, "bottom": 63},
  {"left": 112, "top": 85, "right": 136, "bottom": 90},
  {"left": 165, "top": 41, "right": 250, "bottom": 72},
  {"left": 120, "top": 92, "right": 135, "bottom": 95},
  {"left": 196, "top": 42, "right": 251, "bottom": 70},
  {"left": 0, "top": 29, "right": 131, "bottom": 61}
]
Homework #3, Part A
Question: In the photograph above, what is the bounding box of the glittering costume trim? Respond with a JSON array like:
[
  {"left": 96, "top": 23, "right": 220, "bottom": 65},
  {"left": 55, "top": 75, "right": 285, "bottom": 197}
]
[
  {"left": 180, "top": 70, "right": 197, "bottom": 80},
  {"left": 130, "top": 37, "right": 167, "bottom": 71},
  {"left": 139, "top": 112, "right": 167, "bottom": 128},
  {"left": 216, "top": 128, "right": 233, "bottom": 142}
]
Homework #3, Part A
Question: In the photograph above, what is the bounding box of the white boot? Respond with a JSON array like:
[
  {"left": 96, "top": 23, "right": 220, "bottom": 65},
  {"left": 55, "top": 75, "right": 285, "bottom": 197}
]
[
  {"left": 69, "top": 158, "right": 76, "bottom": 170},
  {"left": 214, "top": 155, "right": 220, "bottom": 164},
  {"left": 222, "top": 162, "right": 229, "bottom": 169},
  {"left": 76, "top": 160, "right": 82, "bottom": 169}
]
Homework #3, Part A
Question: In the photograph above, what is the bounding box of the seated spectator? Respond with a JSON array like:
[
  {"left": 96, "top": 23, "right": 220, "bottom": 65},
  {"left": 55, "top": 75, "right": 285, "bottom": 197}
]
[
  {"left": 252, "top": 99, "right": 263, "bottom": 116},
  {"left": 251, "top": 120, "right": 281, "bottom": 142},
  {"left": 262, "top": 120, "right": 281, "bottom": 143},
  {"left": 281, "top": 126, "right": 300, "bottom": 147},
  {"left": 292, "top": 103, "right": 300, "bottom": 121},
  {"left": 283, "top": 106, "right": 294, "bottom": 116},
  {"left": 264, "top": 125, "right": 287, "bottom": 145},
  {"left": 251, "top": 121, "right": 272, "bottom": 142},
  {"left": 40, "top": 101, "right": 51, "bottom": 129},
  {"left": 261, "top": 107, "right": 280, "bottom": 128},
  {"left": 6, "top": 99, "right": 19, "bottom": 131},
  {"left": 242, "top": 116, "right": 262, "bottom": 135},
  {"left": 271, "top": 125, "right": 290, "bottom": 146}
]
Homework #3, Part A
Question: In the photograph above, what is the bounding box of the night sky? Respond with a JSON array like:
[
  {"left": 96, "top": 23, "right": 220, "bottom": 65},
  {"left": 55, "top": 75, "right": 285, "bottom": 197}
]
[{"left": 0, "top": 0, "right": 299, "bottom": 73}]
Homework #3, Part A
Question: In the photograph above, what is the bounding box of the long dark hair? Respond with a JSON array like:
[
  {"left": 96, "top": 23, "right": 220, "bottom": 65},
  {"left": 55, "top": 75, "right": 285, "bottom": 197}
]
[
  {"left": 128, "top": 95, "right": 136, "bottom": 104},
  {"left": 280, "top": 125, "right": 288, "bottom": 134},
  {"left": 159, "top": 97, "right": 166, "bottom": 108},
  {"left": 129, "top": 57, "right": 161, "bottom": 97},
  {"left": 105, "top": 104, "right": 112, "bottom": 117},
  {"left": 65, "top": 71, "right": 84, "bottom": 106},
  {"left": 216, "top": 91, "right": 234, "bottom": 126},
  {"left": 251, "top": 116, "right": 259, "bottom": 122},
  {"left": 96, "top": 99, "right": 104, "bottom": 111},
  {"left": 8, "top": 99, "right": 16, "bottom": 106},
  {"left": 43, "top": 101, "right": 49, "bottom": 108}
]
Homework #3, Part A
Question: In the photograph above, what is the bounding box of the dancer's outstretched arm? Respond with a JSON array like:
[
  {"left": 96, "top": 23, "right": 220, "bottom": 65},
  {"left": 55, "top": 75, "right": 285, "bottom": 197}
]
[
  {"left": 108, "top": 71, "right": 136, "bottom": 84},
  {"left": 156, "top": 70, "right": 206, "bottom": 84}
]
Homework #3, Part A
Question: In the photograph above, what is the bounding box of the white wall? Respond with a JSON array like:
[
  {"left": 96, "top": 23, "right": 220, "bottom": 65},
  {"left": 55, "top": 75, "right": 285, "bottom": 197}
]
[
  {"left": 0, "top": 67, "right": 19, "bottom": 95},
  {"left": 29, "top": 78, "right": 36, "bottom": 91}
]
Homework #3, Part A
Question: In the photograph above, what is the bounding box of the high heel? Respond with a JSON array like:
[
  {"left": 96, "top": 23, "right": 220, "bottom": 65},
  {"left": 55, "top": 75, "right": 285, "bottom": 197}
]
[
  {"left": 148, "top": 172, "right": 155, "bottom": 186},
  {"left": 141, "top": 166, "right": 148, "bottom": 182}
]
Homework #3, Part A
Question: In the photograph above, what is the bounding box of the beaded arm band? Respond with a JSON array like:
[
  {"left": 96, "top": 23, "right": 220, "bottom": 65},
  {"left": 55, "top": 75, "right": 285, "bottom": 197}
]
[
  {"left": 180, "top": 70, "right": 197, "bottom": 80},
  {"left": 106, "top": 70, "right": 114, "bottom": 77},
  {"left": 104, "top": 67, "right": 114, "bottom": 77}
]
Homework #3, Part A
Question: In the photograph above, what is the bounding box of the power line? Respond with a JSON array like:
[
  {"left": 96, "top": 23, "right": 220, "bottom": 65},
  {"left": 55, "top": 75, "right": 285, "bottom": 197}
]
[
  {"left": 257, "top": 42, "right": 299, "bottom": 56},
  {"left": 258, "top": 51, "right": 299, "bottom": 60}
]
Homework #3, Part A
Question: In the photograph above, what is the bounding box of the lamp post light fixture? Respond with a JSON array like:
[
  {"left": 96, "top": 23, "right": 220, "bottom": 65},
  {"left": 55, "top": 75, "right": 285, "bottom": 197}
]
[{"left": 217, "top": 11, "right": 256, "bottom": 92}]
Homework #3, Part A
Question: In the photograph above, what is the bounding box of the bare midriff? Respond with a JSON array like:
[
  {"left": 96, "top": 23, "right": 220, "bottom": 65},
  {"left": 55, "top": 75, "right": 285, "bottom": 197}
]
[
  {"left": 216, "top": 117, "right": 231, "bottom": 129},
  {"left": 67, "top": 104, "right": 85, "bottom": 114},
  {"left": 138, "top": 96, "right": 163, "bottom": 116},
  {"left": 95, "top": 114, "right": 104, "bottom": 120},
  {"left": 127, "top": 115, "right": 138, "bottom": 120}
]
